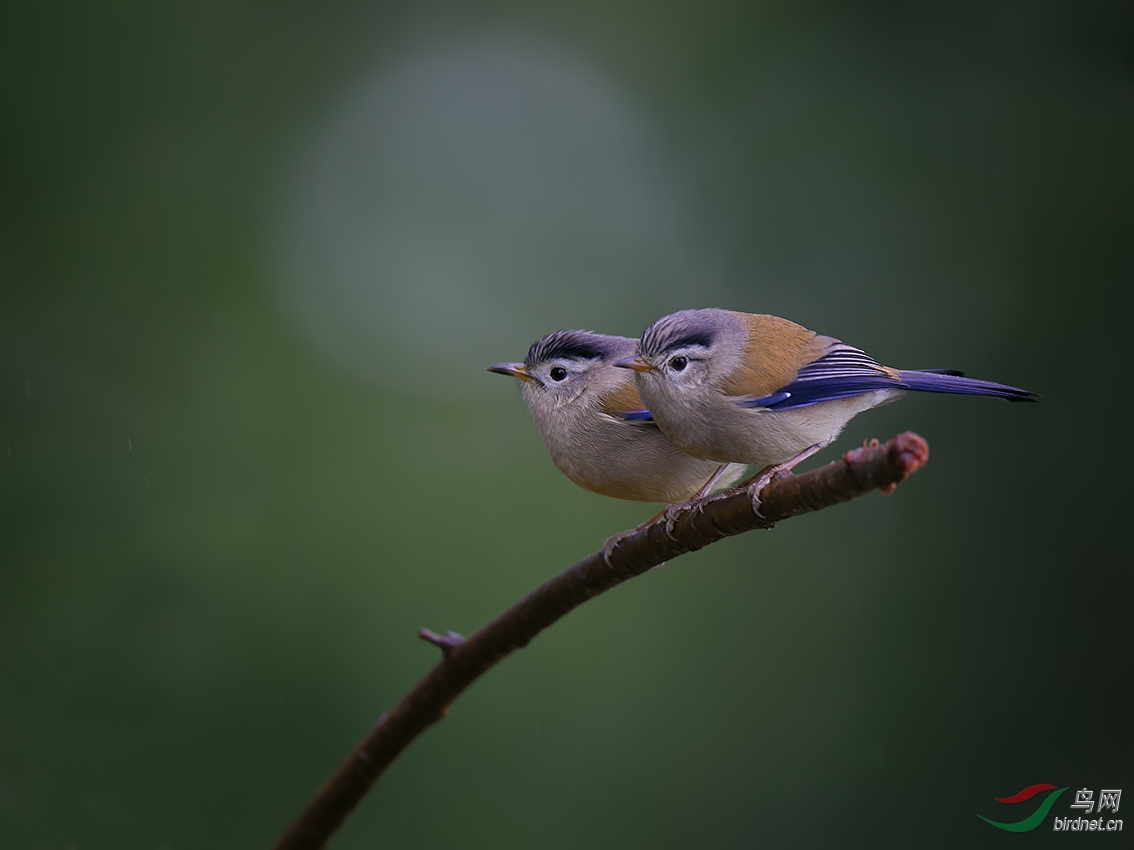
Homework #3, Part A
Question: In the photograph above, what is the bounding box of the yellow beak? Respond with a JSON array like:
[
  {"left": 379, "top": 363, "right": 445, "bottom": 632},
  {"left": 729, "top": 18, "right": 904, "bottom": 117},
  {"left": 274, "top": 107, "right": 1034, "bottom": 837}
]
[
  {"left": 487, "top": 362, "right": 535, "bottom": 382},
  {"left": 613, "top": 356, "right": 651, "bottom": 373}
]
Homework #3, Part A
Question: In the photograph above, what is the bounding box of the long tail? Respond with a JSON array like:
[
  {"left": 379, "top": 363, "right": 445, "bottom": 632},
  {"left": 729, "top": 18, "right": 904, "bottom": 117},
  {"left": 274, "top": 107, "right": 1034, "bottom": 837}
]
[{"left": 897, "top": 369, "right": 1037, "bottom": 402}]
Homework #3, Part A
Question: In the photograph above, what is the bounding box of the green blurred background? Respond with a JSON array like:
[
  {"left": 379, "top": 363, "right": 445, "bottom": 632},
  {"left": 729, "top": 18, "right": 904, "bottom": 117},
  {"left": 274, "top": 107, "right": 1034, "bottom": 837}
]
[{"left": 2, "top": 1, "right": 1131, "bottom": 847}]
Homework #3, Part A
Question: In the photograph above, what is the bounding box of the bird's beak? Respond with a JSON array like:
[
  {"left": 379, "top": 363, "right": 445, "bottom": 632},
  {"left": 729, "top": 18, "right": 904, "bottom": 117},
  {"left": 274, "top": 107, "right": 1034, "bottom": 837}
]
[
  {"left": 613, "top": 356, "right": 651, "bottom": 373},
  {"left": 487, "top": 362, "right": 535, "bottom": 382}
]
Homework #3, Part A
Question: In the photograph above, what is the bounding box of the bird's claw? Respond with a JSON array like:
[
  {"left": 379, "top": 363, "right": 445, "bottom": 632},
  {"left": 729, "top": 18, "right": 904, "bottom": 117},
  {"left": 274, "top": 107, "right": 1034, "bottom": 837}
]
[
  {"left": 602, "top": 534, "right": 621, "bottom": 566},
  {"left": 691, "top": 495, "right": 710, "bottom": 519},
  {"left": 663, "top": 503, "right": 683, "bottom": 541},
  {"left": 746, "top": 468, "right": 779, "bottom": 520},
  {"left": 603, "top": 528, "right": 638, "bottom": 566}
]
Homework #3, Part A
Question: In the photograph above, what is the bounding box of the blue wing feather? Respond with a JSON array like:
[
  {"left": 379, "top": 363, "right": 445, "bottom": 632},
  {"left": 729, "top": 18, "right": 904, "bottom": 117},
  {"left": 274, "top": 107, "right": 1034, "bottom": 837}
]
[
  {"left": 619, "top": 409, "right": 655, "bottom": 421},
  {"left": 740, "top": 345, "right": 901, "bottom": 410}
]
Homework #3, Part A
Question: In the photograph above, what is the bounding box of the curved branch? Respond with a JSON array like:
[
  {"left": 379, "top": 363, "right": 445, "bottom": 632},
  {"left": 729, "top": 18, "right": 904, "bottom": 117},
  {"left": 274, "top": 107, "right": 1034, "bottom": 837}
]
[{"left": 275, "top": 432, "right": 929, "bottom": 850}]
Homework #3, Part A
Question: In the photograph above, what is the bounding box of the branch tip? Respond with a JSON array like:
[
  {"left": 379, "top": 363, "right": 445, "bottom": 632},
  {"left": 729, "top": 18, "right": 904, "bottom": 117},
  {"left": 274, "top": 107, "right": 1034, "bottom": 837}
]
[
  {"left": 889, "top": 431, "right": 930, "bottom": 475},
  {"left": 841, "top": 431, "right": 928, "bottom": 491}
]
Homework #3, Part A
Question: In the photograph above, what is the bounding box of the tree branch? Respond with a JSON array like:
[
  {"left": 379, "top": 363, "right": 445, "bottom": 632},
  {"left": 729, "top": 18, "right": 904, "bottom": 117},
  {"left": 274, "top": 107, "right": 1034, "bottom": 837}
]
[{"left": 274, "top": 431, "right": 929, "bottom": 850}]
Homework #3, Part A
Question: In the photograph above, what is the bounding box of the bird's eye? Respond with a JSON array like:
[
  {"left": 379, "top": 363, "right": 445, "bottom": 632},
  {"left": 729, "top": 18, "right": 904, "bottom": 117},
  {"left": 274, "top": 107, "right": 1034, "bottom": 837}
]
[
  {"left": 669, "top": 356, "right": 688, "bottom": 372},
  {"left": 549, "top": 367, "right": 568, "bottom": 382}
]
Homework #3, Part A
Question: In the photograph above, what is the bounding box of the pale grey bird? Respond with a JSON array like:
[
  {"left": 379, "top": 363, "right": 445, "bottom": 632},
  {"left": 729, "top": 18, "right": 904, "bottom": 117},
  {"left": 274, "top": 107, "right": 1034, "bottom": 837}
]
[
  {"left": 616, "top": 308, "right": 1036, "bottom": 489},
  {"left": 489, "top": 330, "right": 748, "bottom": 504}
]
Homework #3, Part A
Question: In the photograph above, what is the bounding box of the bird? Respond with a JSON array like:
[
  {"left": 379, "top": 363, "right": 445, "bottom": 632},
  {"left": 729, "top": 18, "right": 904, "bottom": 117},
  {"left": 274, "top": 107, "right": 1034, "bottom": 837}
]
[
  {"left": 615, "top": 308, "right": 1036, "bottom": 491},
  {"left": 488, "top": 330, "right": 748, "bottom": 504}
]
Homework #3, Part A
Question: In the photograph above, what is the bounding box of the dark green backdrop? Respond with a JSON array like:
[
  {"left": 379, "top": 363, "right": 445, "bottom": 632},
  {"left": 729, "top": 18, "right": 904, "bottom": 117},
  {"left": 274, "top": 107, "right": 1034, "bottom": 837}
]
[{"left": 2, "top": 1, "right": 1131, "bottom": 847}]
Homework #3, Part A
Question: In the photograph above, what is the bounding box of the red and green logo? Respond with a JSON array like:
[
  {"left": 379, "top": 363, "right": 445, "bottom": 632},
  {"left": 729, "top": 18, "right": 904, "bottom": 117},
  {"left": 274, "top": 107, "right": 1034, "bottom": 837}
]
[{"left": 980, "top": 784, "right": 1068, "bottom": 832}]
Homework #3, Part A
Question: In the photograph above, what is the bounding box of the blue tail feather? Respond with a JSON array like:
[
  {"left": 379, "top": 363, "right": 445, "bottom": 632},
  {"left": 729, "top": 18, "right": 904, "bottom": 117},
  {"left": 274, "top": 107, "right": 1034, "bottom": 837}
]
[{"left": 897, "top": 370, "right": 1037, "bottom": 402}]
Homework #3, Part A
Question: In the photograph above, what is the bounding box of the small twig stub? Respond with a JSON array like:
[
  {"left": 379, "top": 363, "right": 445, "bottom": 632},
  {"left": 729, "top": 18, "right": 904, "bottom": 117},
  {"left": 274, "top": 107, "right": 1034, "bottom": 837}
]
[{"left": 418, "top": 629, "right": 466, "bottom": 655}]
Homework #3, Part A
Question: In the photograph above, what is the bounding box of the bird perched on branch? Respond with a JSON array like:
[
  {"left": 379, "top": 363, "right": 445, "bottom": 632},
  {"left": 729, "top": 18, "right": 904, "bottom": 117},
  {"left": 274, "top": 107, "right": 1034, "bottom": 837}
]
[
  {"left": 616, "top": 308, "right": 1036, "bottom": 489},
  {"left": 489, "top": 330, "right": 748, "bottom": 503}
]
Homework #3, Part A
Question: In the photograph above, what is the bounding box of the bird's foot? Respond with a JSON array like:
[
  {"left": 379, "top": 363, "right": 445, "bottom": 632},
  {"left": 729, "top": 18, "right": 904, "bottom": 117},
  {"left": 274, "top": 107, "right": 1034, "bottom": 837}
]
[{"left": 743, "top": 441, "right": 832, "bottom": 519}]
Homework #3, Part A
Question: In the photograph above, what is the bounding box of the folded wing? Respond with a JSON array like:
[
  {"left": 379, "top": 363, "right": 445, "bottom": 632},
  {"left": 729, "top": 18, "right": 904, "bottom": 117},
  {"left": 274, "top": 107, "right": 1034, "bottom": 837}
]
[{"left": 739, "top": 344, "right": 1035, "bottom": 410}]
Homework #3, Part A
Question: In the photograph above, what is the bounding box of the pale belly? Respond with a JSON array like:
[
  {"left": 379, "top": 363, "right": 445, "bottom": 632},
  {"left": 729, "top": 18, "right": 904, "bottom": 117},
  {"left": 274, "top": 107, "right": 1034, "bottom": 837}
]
[{"left": 658, "top": 390, "right": 901, "bottom": 467}]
